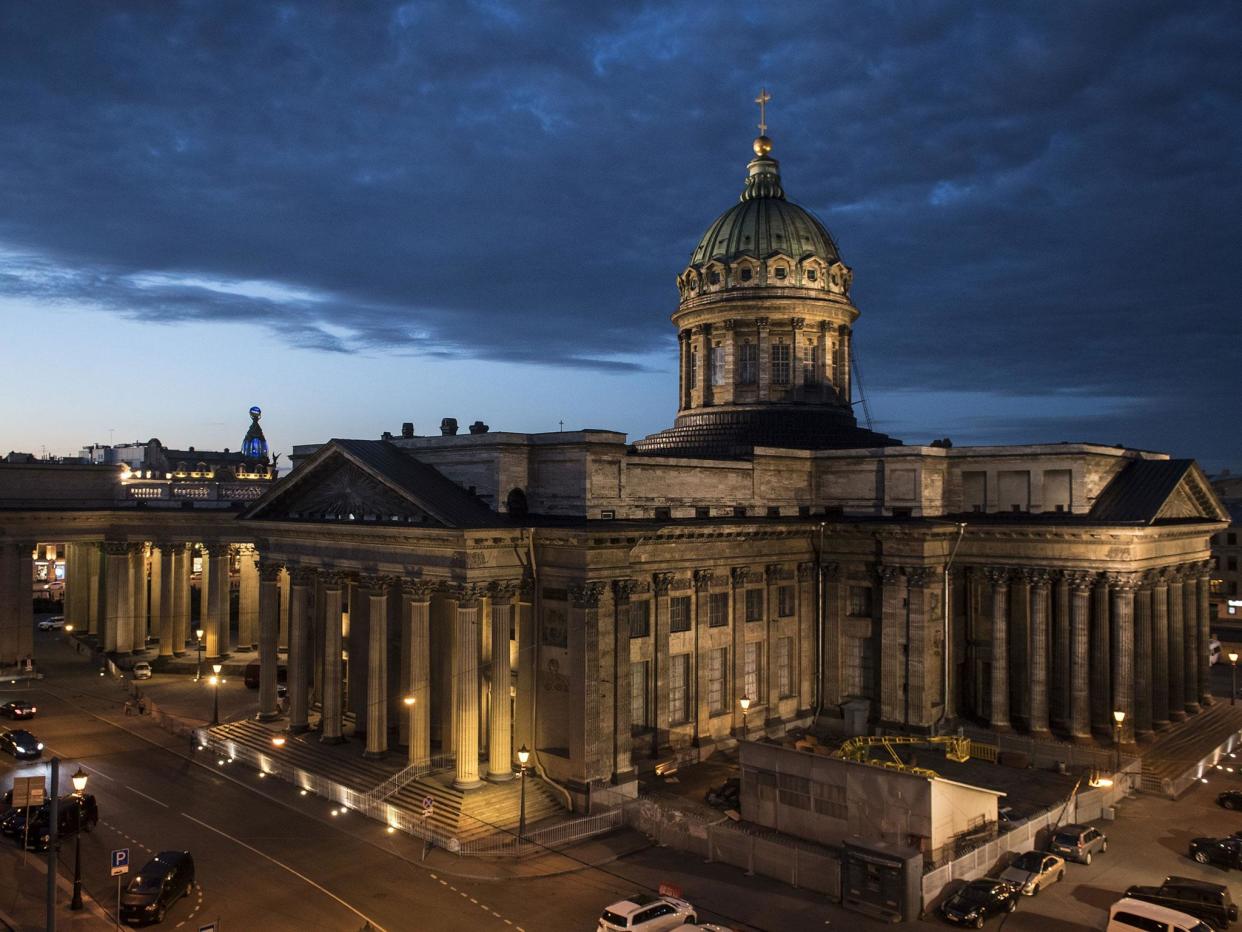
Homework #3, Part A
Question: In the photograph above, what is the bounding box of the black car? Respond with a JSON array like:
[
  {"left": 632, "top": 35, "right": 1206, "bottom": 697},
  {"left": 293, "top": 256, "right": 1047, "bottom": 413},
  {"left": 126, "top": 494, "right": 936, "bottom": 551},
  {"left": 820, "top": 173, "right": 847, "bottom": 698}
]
[
  {"left": 0, "top": 701, "right": 36, "bottom": 720},
  {"left": 939, "top": 878, "right": 1019, "bottom": 927},
  {"left": 2, "top": 794, "right": 97, "bottom": 850},
  {"left": 1191, "top": 837, "right": 1242, "bottom": 870},
  {"left": 120, "top": 851, "right": 195, "bottom": 926},
  {"left": 0, "top": 729, "right": 43, "bottom": 759},
  {"left": 1218, "top": 790, "right": 1242, "bottom": 810},
  {"left": 1125, "top": 876, "right": 1237, "bottom": 931}
]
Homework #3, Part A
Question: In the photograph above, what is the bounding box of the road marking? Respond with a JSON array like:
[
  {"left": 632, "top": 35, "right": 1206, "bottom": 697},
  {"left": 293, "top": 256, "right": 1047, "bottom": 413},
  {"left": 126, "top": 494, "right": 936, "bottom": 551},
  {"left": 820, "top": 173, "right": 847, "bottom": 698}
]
[
  {"left": 181, "top": 813, "right": 388, "bottom": 932},
  {"left": 81, "top": 764, "right": 115, "bottom": 783},
  {"left": 126, "top": 785, "right": 169, "bottom": 808}
]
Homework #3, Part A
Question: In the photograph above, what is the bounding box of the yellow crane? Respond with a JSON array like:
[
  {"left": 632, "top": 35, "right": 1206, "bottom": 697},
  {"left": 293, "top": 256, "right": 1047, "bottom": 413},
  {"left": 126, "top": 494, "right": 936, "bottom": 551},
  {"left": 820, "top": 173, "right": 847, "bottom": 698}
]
[{"left": 834, "top": 734, "right": 972, "bottom": 778}]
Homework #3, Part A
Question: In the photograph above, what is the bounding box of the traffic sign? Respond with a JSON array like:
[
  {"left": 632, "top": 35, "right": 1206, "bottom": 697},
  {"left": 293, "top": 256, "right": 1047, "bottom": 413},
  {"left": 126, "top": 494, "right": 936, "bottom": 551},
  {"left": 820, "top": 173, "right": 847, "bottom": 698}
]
[
  {"left": 198, "top": 924, "right": 217, "bottom": 932},
  {"left": 11, "top": 775, "right": 44, "bottom": 809},
  {"left": 421, "top": 795, "right": 434, "bottom": 814},
  {"left": 110, "top": 848, "right": 130, "bottom": 876}
]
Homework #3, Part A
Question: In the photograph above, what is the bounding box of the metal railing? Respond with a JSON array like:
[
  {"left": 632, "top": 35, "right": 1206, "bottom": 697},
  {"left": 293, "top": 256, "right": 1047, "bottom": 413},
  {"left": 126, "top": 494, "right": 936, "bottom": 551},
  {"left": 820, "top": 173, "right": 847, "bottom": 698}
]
[
  {"left": 361, "top": 754, "right": 455, "bottom": 804},
  {"left": 455, "top": 808, "right": 624, "bottom": 857}
]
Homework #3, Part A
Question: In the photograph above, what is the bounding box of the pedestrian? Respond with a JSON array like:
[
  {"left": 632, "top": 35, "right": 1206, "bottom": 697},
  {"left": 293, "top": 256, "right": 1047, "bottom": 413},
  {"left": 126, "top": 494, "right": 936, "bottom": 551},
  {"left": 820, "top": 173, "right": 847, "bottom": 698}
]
[
  {"left": 138, "top": 698, "right": 147, "bottom": 715},
  {"left": 123, "top": 699, "right": 133, "bottom": 716}
]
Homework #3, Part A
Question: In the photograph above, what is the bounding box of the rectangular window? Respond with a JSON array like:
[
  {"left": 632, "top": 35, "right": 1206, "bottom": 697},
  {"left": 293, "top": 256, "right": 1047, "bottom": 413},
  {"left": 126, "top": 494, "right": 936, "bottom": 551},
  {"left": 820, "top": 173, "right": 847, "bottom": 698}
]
[
  {"left": 708, "top": 647, "right": 727, "bottom": 714},
  {"left": 777, "top": 637, "right": 794, "bottom": 697},
  {"left": 1229, "top": 556, "right": 1238, "bottom": 572},
  {"left": 628, "top": 600, "right": 650, "bottom": 638},
  {"left": 848, "top": 585, "right": 873, "bottom": 617},
  {"left": 744, "top": 642, "right": 761, "bottom": 704},
  {"left": 745, "top": 588, "right": 764, "bottom": 622},
  {"left": 669, "top": 653, "right": 690, "bottom": 723},
  {"left": 631, "top": 661, "right": 649, "bottom": 729},
  {"left": 709, "top": 592, "right": 729, "bottom": 627},
  {"left": 771, "top": 343, "right": 791, "bottom": 385},
  {"left": 711, "top": 345, "right": 726, "bottom": 386},
  {"left": 739, "top": 342, "right": 758, "bottom": 385},
  {"left": 803, "top": 344, "right": 819, "bottom": 384},
  {"left": 777, "top": 584, "right": 795, "bottom": 617},
  {"left": 670, "top": 595, "right": 692, "bottom": 633}
]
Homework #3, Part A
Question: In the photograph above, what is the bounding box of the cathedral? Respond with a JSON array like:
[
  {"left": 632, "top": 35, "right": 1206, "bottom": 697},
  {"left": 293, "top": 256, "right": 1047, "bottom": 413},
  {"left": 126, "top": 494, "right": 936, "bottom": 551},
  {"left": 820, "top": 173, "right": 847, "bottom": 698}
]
[{"left": 0, "top": 115, "right": 1228, "bottom": 812}]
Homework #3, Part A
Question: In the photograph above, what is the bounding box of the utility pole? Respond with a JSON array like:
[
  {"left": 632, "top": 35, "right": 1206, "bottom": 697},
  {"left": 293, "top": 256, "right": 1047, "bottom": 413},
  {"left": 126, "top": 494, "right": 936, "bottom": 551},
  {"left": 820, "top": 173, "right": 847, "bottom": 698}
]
[{"left": 46, "top": 757, "right": 60, "bottom": 932}]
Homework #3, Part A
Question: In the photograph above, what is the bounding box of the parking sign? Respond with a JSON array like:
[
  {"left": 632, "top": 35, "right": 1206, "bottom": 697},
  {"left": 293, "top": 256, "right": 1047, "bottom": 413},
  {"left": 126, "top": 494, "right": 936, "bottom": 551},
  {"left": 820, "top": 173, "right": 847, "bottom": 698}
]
[{"left": 110, "top": 848, "right": 130, "bottom": 876}]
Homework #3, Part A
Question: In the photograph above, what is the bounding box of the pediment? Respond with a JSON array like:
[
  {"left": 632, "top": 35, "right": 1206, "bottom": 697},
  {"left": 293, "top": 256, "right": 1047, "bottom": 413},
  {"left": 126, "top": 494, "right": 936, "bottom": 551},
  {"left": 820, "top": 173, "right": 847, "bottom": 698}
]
[
  {"left": 263, "top": 460, "right": 443, "bottom": 524},
  {"left": 1158, "top": 469, "right": 1230, "bottom": 522}
]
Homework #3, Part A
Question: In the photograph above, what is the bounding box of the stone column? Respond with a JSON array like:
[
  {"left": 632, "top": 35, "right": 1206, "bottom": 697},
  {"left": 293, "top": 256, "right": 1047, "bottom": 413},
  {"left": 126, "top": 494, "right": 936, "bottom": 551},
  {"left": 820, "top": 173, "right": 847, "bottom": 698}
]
[
  {"left": 1183, "top": 570, "right": 1200, "bottom": 715},
  {"left": 1109, "top": 574, "right": 1137, "bottom": 745},
  {"left": 1052, "top": 571, "right": 1072, "bottom": 729},
  {"left": 288, "top": 568, "right": 313, "bottom": 733},
  {"left": 156, "top": 545, "right": 175, "bottom": 656},
  {"left": 173, "top": 544, "right": 191, "bottom": 655},
  {"left": 278, "top": 568, "right": 290, "bottom": 650},
  {"left": 1151, "top": 570, "right": 1171, "bottom": 730},
  {"left": 1198, "top": 561, "right": 1214, "bottom": 707},
  {"left": 1067, "top": 572, "right": 1093, "bottom": 741},
  {"left": 1091, "top": 575, "right": 1111, "bottom": 737},
  {"left": 1168, "top": 571, "right": 1186, "bottom": 721},
  {"left": 87, "top": 544, "right": 102, "bottom": 636},
  {"left": 256, "top": 560, "right": 283, "bottom": 722},
  {"left": 985, "top": 567, "right": 1010, "bottom": 731},
  {"left": 129, "top": 543, "right": 148, "bottom": 651},
  {"left": 404, "top": 581, "right": 433, "bottom": 765},
  {"left": 238, "top": 546, "right": 260, "bottom": 650},
  {"left": 612, "top": 579, "right": 637, "bottom": 779},
  {"left": 320, "top": 574, "right": 346, "bottom": 744},
  {"left": 66, "top": 544, "right": 87, "bottom": 633},
  {"left": 757, "top": 317, "right": 771, "bottom": 400},
  {"left": 1028, "top": 570, "right": 1052, "bottom": 736},
  {"left": 487, "top": 588, "right": 515, "bottom": 781},
  {"left": 203, "top": 544, "right": 224, "bottom": 659},
  {"left": 1134, "top": 576, "right": 1154, "bottom": 740},
  {"left": 652, "top": 572, "right": 672, "bottom": 752},
  {"left": 0, "top": 544, "right": 33, "bottom": 665},
  {"left": 362, "top": 576, "right": 390, "bottom": 758},
  {"left": 879, "top": 565, "right": 906, "bottom": 724},
  {"left": 839, "top": 325, "right": 852, "bottom": 401},
  {"left": 698, "top": 324, "right": 714, "bottom": 407},
  {"left": 198, "top": 547, "right": 210, "bottom": 649},
  {"left": 452, "top": 588, "right": 483, "bottom": 789},
  {"left": 102, "top": 542, "right": 131, "bottom": 653},
  {"left": 148, "top": 545, "right": 163, "bottom": 651}
]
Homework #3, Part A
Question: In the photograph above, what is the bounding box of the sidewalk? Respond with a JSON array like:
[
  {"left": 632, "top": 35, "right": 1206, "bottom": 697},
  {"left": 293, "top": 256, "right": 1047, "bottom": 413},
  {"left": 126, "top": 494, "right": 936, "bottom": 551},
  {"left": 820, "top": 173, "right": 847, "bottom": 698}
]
[{"left": 0, "top": 844, "right": 112, "bottom": 931}]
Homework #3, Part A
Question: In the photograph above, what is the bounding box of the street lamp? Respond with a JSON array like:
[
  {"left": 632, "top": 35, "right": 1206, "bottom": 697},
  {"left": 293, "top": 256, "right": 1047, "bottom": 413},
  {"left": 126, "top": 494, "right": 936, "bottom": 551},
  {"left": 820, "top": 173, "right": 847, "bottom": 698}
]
[
  {"left": 739, "top": 694, "right": 751, "bottom": 739},
  {"left": 1231, "top": 652, "right": 1239, "bottom": 706},
  {"left": 195, "top": 628, "right": 205, "bottom": 681},
  {"left": 210, "top": 663, "right": 222, "bottom": 726},
  {"left": 516, "top": 745, "right": 530, "bottom": 843},
  {"left": 1112, "top": 709, "right": 1126, "bottom": 774},
  {"left": 70, "top": 766, "right": 88, "bottom": 910}
]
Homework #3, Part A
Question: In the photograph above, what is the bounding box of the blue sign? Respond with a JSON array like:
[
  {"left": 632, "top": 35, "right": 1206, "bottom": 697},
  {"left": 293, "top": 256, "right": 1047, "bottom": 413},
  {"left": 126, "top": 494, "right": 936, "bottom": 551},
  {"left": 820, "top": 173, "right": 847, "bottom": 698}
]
[{"left": 110, "top": 848, "right": 130, "bottom": 876}]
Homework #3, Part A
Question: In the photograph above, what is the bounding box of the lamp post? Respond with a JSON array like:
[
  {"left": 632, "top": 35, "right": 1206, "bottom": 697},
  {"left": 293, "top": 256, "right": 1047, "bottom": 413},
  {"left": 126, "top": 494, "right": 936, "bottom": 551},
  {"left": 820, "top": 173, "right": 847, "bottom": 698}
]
[
  {"left": 210, "top": 663, "right": 222, "bottom": 725},
  {"left": 1112, "top": 709, "right": 1126, "bottom": 775},
  {"left": 195, "top": 627, "right": 205, "bottom": 682},
  {"left": 739, "top": 694, "right": 751, "bottom": 740},
  {"left": 70, "top": 766, "right": 88, "bottom": 910},
  {"left": 516, "top": 745, "right": 530, "bottom": 843},
  {"left": 1230, "top": 652, "right": 1239, "bottom": 706}
]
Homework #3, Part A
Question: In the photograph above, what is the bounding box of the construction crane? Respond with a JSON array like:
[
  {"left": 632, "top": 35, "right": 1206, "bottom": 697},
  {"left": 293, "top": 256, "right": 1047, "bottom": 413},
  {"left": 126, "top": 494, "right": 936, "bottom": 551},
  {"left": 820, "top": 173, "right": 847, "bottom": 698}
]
[{"left": 834, "top": 734, "right": 972, "bottom": 779}]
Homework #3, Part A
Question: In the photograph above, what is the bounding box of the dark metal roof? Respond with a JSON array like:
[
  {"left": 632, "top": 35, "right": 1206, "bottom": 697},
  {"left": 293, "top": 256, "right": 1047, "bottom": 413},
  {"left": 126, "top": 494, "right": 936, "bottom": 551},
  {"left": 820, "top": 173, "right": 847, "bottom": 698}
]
[
  {"left": 328, "top": 439, "right": 499, "bottom": 528},
  {"left": 1087, "top": 459, "right": 1195, "bottom": 524}
]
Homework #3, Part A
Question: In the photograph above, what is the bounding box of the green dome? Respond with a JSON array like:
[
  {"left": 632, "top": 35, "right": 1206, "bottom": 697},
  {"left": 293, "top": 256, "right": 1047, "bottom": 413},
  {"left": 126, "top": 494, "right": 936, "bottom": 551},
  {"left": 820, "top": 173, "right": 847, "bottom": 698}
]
[{"left": 688, "top": 149, "right": 841, "bottom": 269}]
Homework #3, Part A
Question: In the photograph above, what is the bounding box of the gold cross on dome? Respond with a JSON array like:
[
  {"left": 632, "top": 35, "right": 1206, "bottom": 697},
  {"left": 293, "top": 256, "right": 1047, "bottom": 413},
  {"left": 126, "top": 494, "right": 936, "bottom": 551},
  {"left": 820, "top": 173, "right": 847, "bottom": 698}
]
[{"left": 755, "top": 87, "right": 771, "bottom": 135}]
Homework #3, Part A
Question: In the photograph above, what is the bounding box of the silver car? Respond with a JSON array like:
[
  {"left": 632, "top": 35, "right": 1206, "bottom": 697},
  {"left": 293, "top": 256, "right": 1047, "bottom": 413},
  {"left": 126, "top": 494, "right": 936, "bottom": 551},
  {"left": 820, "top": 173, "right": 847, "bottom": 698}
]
[
  {"left": 1000, "top": 850, "right": 1065, "bottom": 895},
  {"left": 1048, "top": 823, "right": 1108, "bottom": 864}
]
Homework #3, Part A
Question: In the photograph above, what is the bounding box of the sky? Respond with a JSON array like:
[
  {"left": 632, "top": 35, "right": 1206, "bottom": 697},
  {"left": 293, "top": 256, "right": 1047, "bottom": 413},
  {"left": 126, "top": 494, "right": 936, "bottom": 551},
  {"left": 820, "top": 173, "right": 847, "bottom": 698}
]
[{"left": 1, "top": 1, "right": 1239, "bottom": 470}]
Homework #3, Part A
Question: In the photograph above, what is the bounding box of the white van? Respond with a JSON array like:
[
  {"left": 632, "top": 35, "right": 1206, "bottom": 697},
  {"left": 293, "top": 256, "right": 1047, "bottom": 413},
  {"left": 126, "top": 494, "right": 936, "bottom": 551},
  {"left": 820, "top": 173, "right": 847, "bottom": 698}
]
[
  {"left": 1208, "top": 638, "right": 1223, "bottom": 666},
  {"left": 1108, "top": 897, "right": 1212, "bottom": 932}
]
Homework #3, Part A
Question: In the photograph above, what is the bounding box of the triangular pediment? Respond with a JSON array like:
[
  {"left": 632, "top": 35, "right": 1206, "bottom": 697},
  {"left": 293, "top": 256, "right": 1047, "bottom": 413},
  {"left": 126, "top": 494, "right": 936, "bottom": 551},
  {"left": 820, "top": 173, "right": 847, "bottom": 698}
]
[
  {"left": 1090, "top": 458, "right": 1230, "bottom": 525},
  {"left": 243, "top": 439, "right": 497, "bottom": 527},
  {"left": 1157, "top": 468, "right": 1230, "bottom": 522}
]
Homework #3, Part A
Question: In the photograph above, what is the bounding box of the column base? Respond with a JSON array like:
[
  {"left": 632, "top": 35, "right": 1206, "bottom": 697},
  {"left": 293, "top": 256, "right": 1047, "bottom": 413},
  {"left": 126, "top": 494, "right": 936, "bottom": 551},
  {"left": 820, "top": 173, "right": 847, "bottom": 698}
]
[
  {"left": 289, "top": 722, "right": 311, "bottom": 735},
  {"left": 486, "top": 770, "right": 515, "bottom": 783},
  {"left": 255, "top": 710, "right": 282, "bottom": 723},
  {"left": 1069, "top": 733, "right": 1095, "bottom": 745},
  {"left": 319, "top": 734, "right": 346, "bottom": 745},
  {"left": 1185, "top": 702, "right": 1202, "bottom": 716},
  {"left": 989, "top": 721, "right": 1013, "bottom": 734},
  {"left": 1169, "top": 709, "right": 1187, "bottom": 722},
  {"left": 453, "top": 777, "right": 483, "bottom": 791},
  {"left": 1202, "top": 695, "right": 1216, "bottom": 707},
  {"left": 1135, "top": 729, "right": 1155, "bottom": 743},
  {"left": 1028, "top": 726, "right": 1052, "bottom": 740},
  {"left": 362, "top": 749, "right": 388, "bottom": 761},
  {"left": 1153, "top": 719, "right": 1171, "bottom": 732}
]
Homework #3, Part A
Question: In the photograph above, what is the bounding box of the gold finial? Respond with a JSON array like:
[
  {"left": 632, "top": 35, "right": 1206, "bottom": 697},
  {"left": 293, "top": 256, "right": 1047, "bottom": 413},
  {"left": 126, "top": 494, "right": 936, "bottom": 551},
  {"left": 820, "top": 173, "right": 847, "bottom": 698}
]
[{"left": 755, "top": 86, "right": 771, "bottom": 135}]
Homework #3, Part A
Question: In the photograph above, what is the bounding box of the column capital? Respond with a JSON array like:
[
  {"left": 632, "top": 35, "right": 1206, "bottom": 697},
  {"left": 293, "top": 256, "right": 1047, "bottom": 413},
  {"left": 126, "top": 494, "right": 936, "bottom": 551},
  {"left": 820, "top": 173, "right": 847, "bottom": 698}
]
[
  {"left": 878, "top": 564, "right": 904, "bottom": 584},
  {"left": 611, "top": 578, "right": 638, "bottom": 601},
  {"left": 904, "top": 566, "right": 935, "bottom": 588},
  {"left": 569, "top": 581, "right": 606, "bottom": 608},
  {"left": 400, "top": 578, "right": 437, "bottom": 601},
  {"left": 102, "top": 541, "right": 131, "bottom": 557},
  {"left": 289, "top": 565, "right": 318, "bottom": 586},
  {"left": 729, "top": 566, "right": 753, "bottom": 589},
  {"left": 448, "top": 582, "right": 485, "bottom": 607},
  {"left": 790, "top": 317, "right": 806, "bottom": 330},
  {"left": 203, "top": 541, "right": 232, "bottom": 557},
  {"left": 652, "top": 572, "right": 673, "bottom": 595},
  {"left": 357, "top": 573, "right": 395, "bottom": 592},
  {"left": 692, "top": 569, "right": 714, "bottom": 591},
  {"left": 1195, "top": 558, "right": 1215, "bottom": 578},
  {"left": 320, "top": 570, "right": 350, "bottom": 590},
  {"left": 1061, "top": 569, "right": 1094, "bottom": 592},
  {"left": 982, "top": 566, "right": 1010, "bottom": 586},
  {"left": 258, "top": 560, "right": 284, "bottom": 582},
  {"left": 1024, "top": 568, "right": 1052, "bottom": 590},
  {"left": 487, "top": 579, "right": 523, "bottom": 602},
  {"left": 755, "top": 316, "right": 770, "bottom": 329},
  {"left": 764, "top": 563, "right": 789, "bottom": 583},
  {"left": 797, "top": 562, "right": 817, "bottom": 581},
  {"left": 1105, "top": 571, "right": 1141, "bottom": 591}
]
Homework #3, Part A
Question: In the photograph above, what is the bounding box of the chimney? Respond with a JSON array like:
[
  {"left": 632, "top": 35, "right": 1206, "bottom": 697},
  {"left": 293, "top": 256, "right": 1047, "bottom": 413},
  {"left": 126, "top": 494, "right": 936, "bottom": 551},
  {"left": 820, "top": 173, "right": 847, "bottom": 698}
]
[
  {"left": 440, "top": 417, "right": 459, "bottom": 436},
  {"left": 401, "top": 422, "right": 415, "bottom": 439},
  {"left": 468, "top": 420, "right": 489, "bottom": 435}
]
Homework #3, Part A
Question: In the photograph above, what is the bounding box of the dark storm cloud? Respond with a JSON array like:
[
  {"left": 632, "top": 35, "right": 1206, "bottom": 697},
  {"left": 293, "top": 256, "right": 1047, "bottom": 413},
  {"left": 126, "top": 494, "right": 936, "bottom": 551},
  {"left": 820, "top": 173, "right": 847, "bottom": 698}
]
[{"left": 0, "top": 1, "right": 1239, "bottom": 460}]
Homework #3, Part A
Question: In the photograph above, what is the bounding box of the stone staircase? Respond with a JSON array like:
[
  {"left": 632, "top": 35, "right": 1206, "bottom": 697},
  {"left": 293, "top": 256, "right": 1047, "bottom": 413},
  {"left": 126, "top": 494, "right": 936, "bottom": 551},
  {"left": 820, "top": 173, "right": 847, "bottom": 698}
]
[{"left": 205, "top": 719, "right": 567, "bottom": 843}]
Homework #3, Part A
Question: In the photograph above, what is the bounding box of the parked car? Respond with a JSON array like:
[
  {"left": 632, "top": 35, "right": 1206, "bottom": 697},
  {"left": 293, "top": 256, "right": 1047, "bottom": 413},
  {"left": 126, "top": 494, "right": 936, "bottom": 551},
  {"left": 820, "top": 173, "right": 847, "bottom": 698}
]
[
  {"left": 2, "top": 794, "right": 97, "bottom": 848},
  {"left": 1125, "top": 877, "right": 1237, "bottom": 931},
  {"left": 132, "top": 662, "right": 152, "bottom": 680},
  {"left": 1190, "top": 837, "right": 1242, "bottom": 870},
  {"left": 939, "top": 878, "right": 1020, "bottom": 927},
  {"left": 0, "top": 701, "right": 36, "bottom": 720},
  {"left": 999, "top": 850, "right": 1066, "bottom": 895},
  {"left": 1210, "top": 639, "right": 1223, "bottom": 666},
  {"left": 1217, "top": 790, "right": 1242, "bottom": 810},
  {"left": 704, "top": 777, "right": 740, "bottom": 809},
  {"left": 598, "top": 893, "right": 697, "bottom": 931},
  {"left": 37, "top": 616, "right": 65, "bottom": 631},
  {"left": 1109, "top": 896, "right": 1214, "bottom": 932},
  {"left": 0, "top": 729, "right": 44, "bottom": 760},
  {"left": 1048, "top": 823, "right": 1108, "bottom": 864},
  {"left": 998, "top": 806, "right": 1029, "bottom": 831},
  {"left": 120, "top": 850, "right": 195, "bottom": 925}
]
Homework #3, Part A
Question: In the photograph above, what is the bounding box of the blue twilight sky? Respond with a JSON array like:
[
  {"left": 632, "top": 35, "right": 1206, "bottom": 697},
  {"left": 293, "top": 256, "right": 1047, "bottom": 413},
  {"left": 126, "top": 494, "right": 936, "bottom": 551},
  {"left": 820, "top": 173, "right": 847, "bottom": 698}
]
[{"left": 1, "top": 1, "right": 1240, "bottom": 470}]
